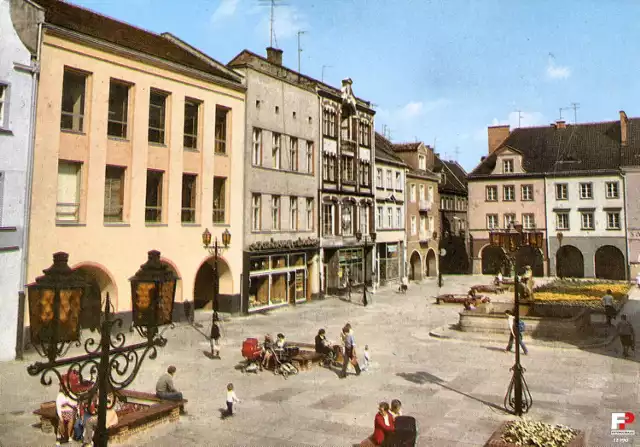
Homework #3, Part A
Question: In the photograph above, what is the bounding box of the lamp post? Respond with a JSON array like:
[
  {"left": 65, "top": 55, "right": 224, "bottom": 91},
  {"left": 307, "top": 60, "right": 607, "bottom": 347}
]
[
  {"left": 26, "top": 251, "right": 177, "bottom": 447},
  {"left": 355, "top": 229, "right": 376, "bottom": 307},
  {"left": 201, "top": 228, "right": 231, "bottom": 345},
  {"left": 489, "top": 222, "right": 542, "bottom": 416}
]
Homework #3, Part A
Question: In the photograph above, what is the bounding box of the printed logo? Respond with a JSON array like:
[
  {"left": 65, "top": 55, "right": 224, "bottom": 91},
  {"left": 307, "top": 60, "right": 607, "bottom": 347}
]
[{"left": 611, "top": 412, "right": 636, "bottom": 436}]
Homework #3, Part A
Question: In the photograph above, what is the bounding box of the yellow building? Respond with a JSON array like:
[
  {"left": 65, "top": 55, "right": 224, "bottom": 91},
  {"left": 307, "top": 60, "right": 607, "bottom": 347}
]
[{"left": 26, "top": 0, "right": 246, "bottom": 330}]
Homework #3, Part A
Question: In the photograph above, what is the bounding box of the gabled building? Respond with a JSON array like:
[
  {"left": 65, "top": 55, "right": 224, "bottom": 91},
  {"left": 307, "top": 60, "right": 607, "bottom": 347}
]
[
  {"left": 318, "top": 79, "right": 375, "bottom": 294},
  {"left": 433, "top": 155, "right": 469, "bottom": 274},
  {"left": 620, "top": 114, "right": 640, "bottom": 278},
  {"left": 374, "top": 133, "right": 408, "bottom": 285},
  {"left": 228, "top": 48, "right": 320, "bottom": 313},
  {"left": 389, "top": 139, "right": 441, "bottom": 280}
]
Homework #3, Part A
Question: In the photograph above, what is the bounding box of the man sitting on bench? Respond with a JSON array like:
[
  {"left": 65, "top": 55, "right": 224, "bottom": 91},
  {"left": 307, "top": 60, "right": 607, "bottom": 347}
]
[{"left": 315, "top": 329, "right": 333, "bottom": 357}]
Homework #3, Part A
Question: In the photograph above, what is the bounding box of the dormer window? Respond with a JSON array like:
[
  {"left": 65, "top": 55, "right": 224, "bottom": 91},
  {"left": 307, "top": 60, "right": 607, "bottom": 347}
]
[
  {"left": 502, "top": 159, "right": 514, "bottom": 174},
  {"left": 418, "top": 155, "right": 426, "bottom": 170}
]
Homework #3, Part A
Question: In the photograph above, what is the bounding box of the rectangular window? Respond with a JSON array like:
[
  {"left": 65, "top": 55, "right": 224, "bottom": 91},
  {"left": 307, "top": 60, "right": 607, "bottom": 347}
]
[
  {"left": 386, "top": 170, "right": 392, "bottom": 189},
  {"left": 521, "top": 184, "right": 533, "bottom": 201},
  {"left": 395, "top": 172, "right": 402, "bottom": 190},
  {"left": 396, "top": 206, "right": 403, "bottom": 228},
  {"left": 581, "top": 212, "right": 594, "bottom": 230},
  {"left": 429, "top": 216, "right": 434, "bottom": 233},
  {"left": 360, "top": 162, "right": 370, "bottom": 186},
  {"left": 214, "top": 106, "right": 228, "bottom": 154},
  {"left": 555, "top": 183, "right": 568, "bottom": 200},
  {"left": 61, "top": 69, "right": 86, "bottom": 132},
  {"left": 359, "top": 121, "right": 371, "bottom": 147},
  {"left": 428, "top": 185, "right": 434, "bottom": 202},
  {"left": 322, "top": 154, "right": 329, "bottom": 180},
  {"left": 411, "top": 216, "right": 417, "bottom": 235},
  {"left": 272, "top": 133, "right": 281, "bottom": 169},
  {"left": 306, "top": 198, "right": 314, "bottom": 230},
  {"left": 290, "top": 197, "right": 298, "bottom": 230},
  {"left": 377, "top": 206, "right": 383, "bottom": 229},
  {"left": 306, "top": 141, "right": 314, "bottom": 173},
  {"left": 522, "top": 213, "right": 535, "bottom": 229},
  {"left": 503, "top": 185, "right": 515, "bottom": 201},
  {"left": 410, "top": 184, "right": 416, "bottom": 202},
  {"left": 323, "top": 203, "right": 334, "bottom": 235},
  {"left": 504, "top": 213, "right": 515, "bottom": 228},
  {"left": 213, "top": 177, "right": 226, "bottom": 223},
  {"left": 181, "top": 174, "right": 197, "bottom": 223},
  {"left": 503, "top": 159, "right": 514, "bottom": 173},
  {"left": 107, "top": 80, "right": 129, "bottom": 138},
  {"left": 56, "top": 161, "right": 81, "bottom": 222},
  {"left": 606, "top": 181, "right": 620, "bottom": 199},
  {"left": 579, "top": 182, "right": 592, "bottom": 199},
  {"left": 252, "top": 128, "right": 262, "bottom": 166},
  {"left": 486, "top": 185, "right": 497, "bottom": 201},
  {"left": 556, "top": 212, "right": 569, "bottom": 230},
  {"left": 359, "top": 206, "right": 369, "bottom": 234},
  {"left": 184, "top": 99, "right": 200, "bottom": 149},
  {"left": 145, "top": 170, "right": 163, "bottom": 223},
  {"left": 289, "top": 137, "right": 298, "bottom": 171},
  {"left": 328, "top": 156, "right": 336, "bottom": 181},
  {"left": 0, "top": 84, "right": 6, "bottom": 127},
  {"left": 487, "top": 214, "right": 498, "bottom": 229},
  {"left": 342, "top": 155, "right": 354, "bottom": 182},
  {"left": 104, "top": 165, "right": 125, "bottom": 222},
  {"left": 387, "top": 206, "right": 393, "bottom": 228},
  {"left": 271, "top": 195, "right": 281, "bottom": 230},
  {"left": 419, "top": 185, "right": 425, "bottom": 201},
  {"left": 419, "top": 155, "right": 426, "bottom": 170},
  {"left": 252, "top": 194, "right": 261, "bottom": 230},
  {"left": 607, "top": 212, "right": 621, "bottom": 229},
  {"left": 323, "top": 109, "right": 337, "bottom": 137},
  {"left": 342, "top": 203, "right": 353, "bottom": 235},
  {"left": 148, "top": 90, "right": 167, "bottom": 144},
  {"left": 376, "top": 168, "right": 383, "bottom": 187}
]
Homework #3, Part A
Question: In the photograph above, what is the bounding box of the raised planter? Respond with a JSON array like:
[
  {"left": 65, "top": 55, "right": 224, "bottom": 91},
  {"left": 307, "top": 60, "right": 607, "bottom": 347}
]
[{"left": 484, "top": 421, "right": 586, "bottom": 447}]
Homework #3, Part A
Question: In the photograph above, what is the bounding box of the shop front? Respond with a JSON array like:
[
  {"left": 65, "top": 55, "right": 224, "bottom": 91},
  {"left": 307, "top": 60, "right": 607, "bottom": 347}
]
[
  {"left": 322, "top": 245, "right": 374, "bottom": 295},
  {"left": 377, "top": 242, "right": 402, "bottom": 284}
]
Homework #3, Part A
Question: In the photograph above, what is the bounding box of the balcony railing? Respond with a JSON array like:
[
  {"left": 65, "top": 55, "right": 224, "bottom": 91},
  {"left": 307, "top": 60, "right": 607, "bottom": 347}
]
[{"left": 419, "top": 200, "right": 431, "bottom": 212}]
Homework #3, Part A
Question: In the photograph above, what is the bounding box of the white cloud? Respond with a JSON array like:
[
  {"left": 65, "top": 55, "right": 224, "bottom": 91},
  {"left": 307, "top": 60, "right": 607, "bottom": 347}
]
[
  {"left": 257, "top": 5, "right": 308, "bottom": 41},
  {"left": 492, "top": 111, "right": 546, "bottom": 129},
  {"left": 211, "top": 0, "right": 240, "bottom": 23},
  {"left": 401, "top": 101, "right": 424, "bottom": 118},
  {"left": 393, "top": 98, "right": 451, "bottom": 120},
  {"left": 546, "top": 58, "right": 571, "bottom": 80}
]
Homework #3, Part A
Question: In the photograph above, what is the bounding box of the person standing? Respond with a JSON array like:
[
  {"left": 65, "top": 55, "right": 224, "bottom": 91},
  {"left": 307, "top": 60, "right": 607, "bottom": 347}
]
[
  {"left": 602, "top": 289, "right": 616, "bottom": 326},
  {"left": 616, "top": 314, "right": 636, "bottom": 358},
  {"left": 156, "top": 366, "right": 184, "bottom": 401},
  {"left": 210, "top": 322, "right": 221, "bottom": 359},
  {"left": 504, "top": 310, "right": 528, "bottom": 355},
  {"left": 340, "top": 324, "right": 361, "bottom": 378},
  {"left": 225, "top": 383, "right": 241, "bottom": 416},
  {"left": 362, "top": 345, "right": 371, "bottom": 371}
]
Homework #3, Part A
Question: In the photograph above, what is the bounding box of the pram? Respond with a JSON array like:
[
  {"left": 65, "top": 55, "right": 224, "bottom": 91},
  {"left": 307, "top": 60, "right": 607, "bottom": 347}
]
[
  {"left": 241, "top": 338, "right": 262, "bottom": 374},
  {"left": 268, "top": 345, "right": 299, "bottom": 379}
]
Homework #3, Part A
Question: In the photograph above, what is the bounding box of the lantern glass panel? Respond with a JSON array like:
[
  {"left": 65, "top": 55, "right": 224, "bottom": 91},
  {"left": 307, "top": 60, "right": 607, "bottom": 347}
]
[
  {"left": 157, "top": 280, "right": 176, "bottom": 325},
  {"left": 28, "top": 288, "right": 54, "bottom": 344},
  {"left": 132, "top": 281, "right": 156, "bottom": 326},
  {"left": 58, "top": 288, "right": 83, "bottom": 342}
]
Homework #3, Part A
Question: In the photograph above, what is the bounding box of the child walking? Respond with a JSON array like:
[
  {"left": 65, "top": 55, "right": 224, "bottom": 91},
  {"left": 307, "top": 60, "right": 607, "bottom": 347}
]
[
  {"left": 226, "top": 383, "right": 240, "bottom": 416},
  {"left": 362, "top": 345, "right": 371, "bottom": 371}
]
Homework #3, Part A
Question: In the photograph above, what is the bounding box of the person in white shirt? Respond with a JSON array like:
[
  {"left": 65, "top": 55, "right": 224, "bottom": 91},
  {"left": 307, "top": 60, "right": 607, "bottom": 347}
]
[
  {"left": 362, "top": 345, "right": 371, "bottom": 371},
  {"left": 55, "top": 386, "right": 77, "bottom": 444},
  {"left": 601, "top": 290, "right": 616, "bottom": 326},
  {"left": 504, "top": 310, "right": 528, "bottom": 355},
  {"left": 225, "top": 383, "right": 240, "bottom": 416}
]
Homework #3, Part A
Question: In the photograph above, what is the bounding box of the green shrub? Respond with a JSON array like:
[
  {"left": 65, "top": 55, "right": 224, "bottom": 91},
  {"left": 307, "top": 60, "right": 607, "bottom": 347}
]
[{"left": 501, "top": 419, "right": 577, "bottom": 447}]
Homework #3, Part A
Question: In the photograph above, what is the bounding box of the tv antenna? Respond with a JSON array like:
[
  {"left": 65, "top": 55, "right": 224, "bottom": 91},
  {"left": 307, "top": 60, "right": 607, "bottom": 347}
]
[
  {"left": 297, "top": 30, "right": 306, "bottom": 73},
  {"left": 321, "top": 65, "right": 332, "bottom": 82},
  {"left": 454, "top": 146, "right": 460, "bottom": 162},
  {"left": 570, "top": 102, "right": 580, "bottom": 124},
  {"left": 259, "top": 0, "right": 287, "bottom": 48},
  {"left": 515, "top": 110, "right": 523, "bottom": 128}
]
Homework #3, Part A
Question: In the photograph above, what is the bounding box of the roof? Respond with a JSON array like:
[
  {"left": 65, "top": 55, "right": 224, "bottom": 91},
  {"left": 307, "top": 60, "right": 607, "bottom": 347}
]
[
  {"left": 33, "top": 0, "right": 242, "bottom": 84},
  {"left": 392, "top": 142, "right": 421, "bottom": 153},
  {"left": 470, "top": 118, "right": 640, "bottom": 177},
  {"left": 228, "top": 49, "right": 374, "bottom": 112},
  {"left": 433, "top": 155, "right": 468, "bottom": 195},
  {"left": 406, "top": 167, "right": 439, "bottom": 181},
  {"left": 375, "top": 133, "right": 407, "bottom": 167}
]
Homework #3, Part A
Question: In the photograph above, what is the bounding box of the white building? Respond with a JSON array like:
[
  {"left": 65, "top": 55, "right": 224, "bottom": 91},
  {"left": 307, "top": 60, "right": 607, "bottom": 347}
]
[{"left": 0, "top": 0, "right": 43, "bottom": 360}]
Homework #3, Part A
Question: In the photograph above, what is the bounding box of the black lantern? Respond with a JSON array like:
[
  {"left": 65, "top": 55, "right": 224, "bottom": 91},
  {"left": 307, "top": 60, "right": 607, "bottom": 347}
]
[
  {"left": 222, "top": 228, "right": 231, "bottom": 247},
  {"left": 202, "top": 228, "right": 212, "bottom": 247},
  {"left": 27, "top": 252, "right": 88, "bottom": 361},
  {"left": 129, "top": 250, "right": 178, "bottom": 333}
]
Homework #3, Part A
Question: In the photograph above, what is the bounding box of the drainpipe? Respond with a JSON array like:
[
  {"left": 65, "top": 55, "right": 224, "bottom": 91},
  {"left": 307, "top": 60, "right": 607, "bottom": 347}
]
[
  {"left": 542, "top": 177, "right": 550, "bottom": 277},
  {"left": 621, "top": 169, "right": 631, "bottom": 281},
  {"left": 16, "top": 17, "right": 43, "bottom": 360}
]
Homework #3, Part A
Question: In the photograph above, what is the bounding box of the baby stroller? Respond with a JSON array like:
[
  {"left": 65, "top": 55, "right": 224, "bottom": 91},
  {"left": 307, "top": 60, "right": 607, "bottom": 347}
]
[
  {"left": 269, "top": 346, "right": 299, "bottom": 379},
  {"left": 241, "top": 338, "right": 262, "bottom": 374}
]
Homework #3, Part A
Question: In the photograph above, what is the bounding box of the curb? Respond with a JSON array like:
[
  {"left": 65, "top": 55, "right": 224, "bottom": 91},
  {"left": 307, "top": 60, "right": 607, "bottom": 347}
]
[{"left": 428, "top": 325, "right": 616, "bottom": 350}]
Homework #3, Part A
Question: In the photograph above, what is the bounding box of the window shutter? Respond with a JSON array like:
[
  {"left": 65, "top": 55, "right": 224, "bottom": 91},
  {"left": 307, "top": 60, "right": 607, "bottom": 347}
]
[{"left": 104, "top": 169, "right": 123, "bottom": 218}]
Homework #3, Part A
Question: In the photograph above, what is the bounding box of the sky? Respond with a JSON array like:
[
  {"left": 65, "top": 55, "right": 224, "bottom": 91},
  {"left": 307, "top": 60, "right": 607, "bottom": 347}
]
[{"left": 70, "top": 0, "right": 640, "bottom": 172}]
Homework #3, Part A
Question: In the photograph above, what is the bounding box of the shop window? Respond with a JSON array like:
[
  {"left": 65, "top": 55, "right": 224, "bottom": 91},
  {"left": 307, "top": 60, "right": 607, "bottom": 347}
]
[
  {"left": 248, "top": 276, "right": 269, "bottom": 309},
  {"left": 108, "top": 80, "right": 129, "bottom": 138}
]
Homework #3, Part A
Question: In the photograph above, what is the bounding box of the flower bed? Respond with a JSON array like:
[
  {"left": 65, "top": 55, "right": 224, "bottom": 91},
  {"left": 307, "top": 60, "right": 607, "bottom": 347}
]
[
  {"left": 435, "top": 294, "right": 491, "bottom": 304},
  {"left": 533, "top": 280, "right": 629, "bottom": 309},
  {"left": 485, "top": 420, "right": 585, "bottom": 447}
]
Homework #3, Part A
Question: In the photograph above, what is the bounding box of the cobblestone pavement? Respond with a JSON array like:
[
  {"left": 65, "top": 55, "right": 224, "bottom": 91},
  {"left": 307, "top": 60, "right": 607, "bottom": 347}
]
[{"left": 1, "top": 275, "right": 639, "bottom": 447}]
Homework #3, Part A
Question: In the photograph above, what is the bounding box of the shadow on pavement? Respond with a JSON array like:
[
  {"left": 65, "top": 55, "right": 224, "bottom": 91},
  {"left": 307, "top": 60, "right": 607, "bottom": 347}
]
[{"left": 396, "top": 371, "right": 509, "bottom": 414}]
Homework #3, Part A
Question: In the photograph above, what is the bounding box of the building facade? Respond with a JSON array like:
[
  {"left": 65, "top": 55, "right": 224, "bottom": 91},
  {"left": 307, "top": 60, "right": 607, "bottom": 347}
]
[
  {"left": 319, "top": 79, "right": 375, "bottom": 294},
  {"left": 0, "top": 0, "right": 42, "bottom": 360},
  {"left": 228, "top": 48, "right": 320, "bottom": 313},
  {"left": 26, "top": 0, "right": 246, "bottom": 335},
  {"left": 620, "top": 115, "right": 640, "bottom": 279},
  {"left": 373, "top": 135, "right": 407, "bottom": 285}
]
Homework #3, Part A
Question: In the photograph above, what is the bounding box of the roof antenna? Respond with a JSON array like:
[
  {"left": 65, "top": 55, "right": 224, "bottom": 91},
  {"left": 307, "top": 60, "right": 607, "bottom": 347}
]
[
  {"left": 454, "top": 146, "right": 460, "bottom": 162},
  {"left": 297, "top": 30, "right": 306, "bottom": 74},
  {"left": 515, "top": 110, "right": 523, "bottom": 128},
  {"left": 259, "top": 0, "right": 287, "bottom": 48},
  {"left": 570, "top": 102, "right": 580, "bottom": 124}
]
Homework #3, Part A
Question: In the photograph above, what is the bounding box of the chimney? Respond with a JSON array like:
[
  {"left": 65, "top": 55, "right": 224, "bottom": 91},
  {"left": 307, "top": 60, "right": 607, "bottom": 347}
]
[
  {"left": 620, "top": 110, "right": 628, "bottom": 146},
  {"left": 554, "top": 120, "right": 566, "bottom": 129},
  {"left": 266, "top": 47, "right": 283, "bottom": 66},
  {"left": 487, "top": 125, "right": 510, "bottom": 154}
]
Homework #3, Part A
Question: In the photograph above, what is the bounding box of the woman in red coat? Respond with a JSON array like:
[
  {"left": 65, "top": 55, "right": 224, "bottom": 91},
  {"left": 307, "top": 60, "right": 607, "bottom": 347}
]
[{"left": 372, "top": 401, "right": 395, "bottom": 445}]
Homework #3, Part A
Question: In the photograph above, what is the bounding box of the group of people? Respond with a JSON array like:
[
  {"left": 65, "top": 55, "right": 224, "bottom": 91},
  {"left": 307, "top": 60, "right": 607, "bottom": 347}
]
[
  {"left": 315, "top": 324, "right": 370, "bottom": 377},
  {"left": 361, "top": 400, "right": 412, "bottom": 446},
  {"left": 260, "top": 333, "right": 287, "bottom": 370}
]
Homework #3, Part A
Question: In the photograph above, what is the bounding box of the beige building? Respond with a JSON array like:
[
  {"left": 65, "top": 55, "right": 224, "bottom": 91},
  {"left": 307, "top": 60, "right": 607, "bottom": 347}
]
[{"left": 26, "top": 0, "right": 246, "bottom": 330}]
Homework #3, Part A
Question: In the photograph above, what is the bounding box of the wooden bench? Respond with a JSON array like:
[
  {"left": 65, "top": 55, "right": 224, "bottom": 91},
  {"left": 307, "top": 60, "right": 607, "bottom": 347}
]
[
  {"left": 33, "top": 390, "right": 188, "bottom": 443},
  {"left": 288, "top": 342, "right": 344, "bottom": 370}
]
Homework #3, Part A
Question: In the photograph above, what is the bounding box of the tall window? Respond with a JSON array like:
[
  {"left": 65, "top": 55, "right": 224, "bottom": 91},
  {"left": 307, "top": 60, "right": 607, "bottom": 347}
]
[
  {"left": 108, "top": 80, "right": 129, "bottom": 138},
  {"left": 359, "top": 121, "right": 371, "bottom": 147},
  {"left": 581, "top": 212, "right": 594, "bottom": 230},
  {"left": 419, "top": 185, "right": 425, "bottom": 201},
  {"left": 556, "top": 212, "right": 569, "bottom": 230},
  {"left": 395, "top": 172, "right": 402, "bottom": 190},
  {"left": 213, "top": 177, "right": 226, "bottom": 223},
  {"left": 504, "top": 213, "right": 515, "bottom": 228},
  {"left": 521, "top": 184, "right": 533, "bottom": 201},
  {"left": 420, "top": 215, "right": 427, "bottom": 234},
  {"left": 56, "top": 161, "right": 81, "bottom": 222},
  {"left": 555, "top": 183, "right": 568, "bottom": 200},
  {"left": 322, "top": 154, "right": 328, "bottom": 180},
  {"left": 290, "top": 197, "right": 298, "bottom": 230},
  {"left": 428, "top": 185, "right": 434, "bottom": 202},
  {"left": 502, "top": 159, "right": 514, "bottom": 173},
  {"left": 61, "top": 69, "right": 87, "bottom": 132},
  {"left": 184, "top": 99, "right": 200, "bottom": 149},
  {"left": 410, "top": 184, "right": 416, "bottom": 202},
  {"left": 377, "top": 206, "right": 383, "bottom": 228},
  {"left": 252, "top": 128, "right": 262, "bottom": 166},
  {"left": 428, "top": 216, "right": 434, "bottom": 233},
  {"left": 360, "top": 161, "right": 370, "bottom": 186},
  {"left": 387, "top": 206, "right": 393, "bottom": 228},
  {"left": 376, "top": 168, "right": 383, "bottom": 187},
  {"left": 386, "top": 170, "right": 392, "bottom": 189},
  {"left": 342, "top": 203, "right": 354, "bottom": 235},
  {"left": 252, "top": 194, "right": 261, "bottom": 230},
  {"left": 0, "top": 84, "right": 6, "bottom": 127},
  {"left": 418, "top": 155, "right": 426, "bottom": 170},
  {"left": 486, "top": 214, "right": 498, "bottom": 229},
  {"left": 486, "top": 185, "right": 497, "bottom": 201},
  {"left": 342, "top": 155, "right": 354, "bottom": 182},
  {"left": 214, "top": 106, "right": 229, "bottom": 154},
  {"left": 271, "top": 195, "right": 281, "bottom": 230},
  {"left": 503, "top": 185, "right": 515, "bottom": 201},
  {"left": 359, "top": 206, "right": 369, "bottom": 234},
  {"left": 579, "top": 182, "right": 593, "bottom": 199},
  {"left": 306, "top": 141, "right": 314, "bottom": 173},
  {"left": 411, "top": 216, "right": 417, "bottom": 235},
  {"left": 306, "top": 198, "right": 314, "bottom": 230},
  {"left": 181, "top": 174, "right": 197, "bottom": 223},
  {"left": 323, "top": 109, "right": 336, "bottom": 137},
  {"left": 145, "top": 170, "right": 163, "bottom": 223},
  {"left": 606, "top": 181, "right": 620, "bottom": 199},
  {"left": 272, "top": 133, "right": 281, "bottom": 169},
  {"left": 522, "top": 213, "right": 535, "bottom": 229},
  {"left": 328, "top": 156, "right": 336, "bottom": 181},
  {"left": 148, "top": 90, "right": 167, "bottom": 144},
  {"left": 104, "top": 166, "right": 125, "bottom": 222},
  {"left": 289, "top": 137, "right": 299, "bottom": 171},
  {"left": 396, "top": 206, "right": 403, "bottom": 228},
  {"left": 607, "top": 212, "right": 621, "bottom": 229},
  {"left": 323, "top": 203, "right": 334, "bottom": 235}
]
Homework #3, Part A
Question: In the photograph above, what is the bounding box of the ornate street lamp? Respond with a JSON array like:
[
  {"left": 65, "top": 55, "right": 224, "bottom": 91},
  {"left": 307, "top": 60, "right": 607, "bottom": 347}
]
[
  {"left": 27, "top": 251, "right": 177, "bottom": 447},
  {"left": 488, "top": 222, "right": 542, "bottom": 416},
  {"left": 355, "top": 229, "right": 376, "bottom": 307},
  {"left": 202, "top": 228, "right": 231, "bottom": 355}
]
